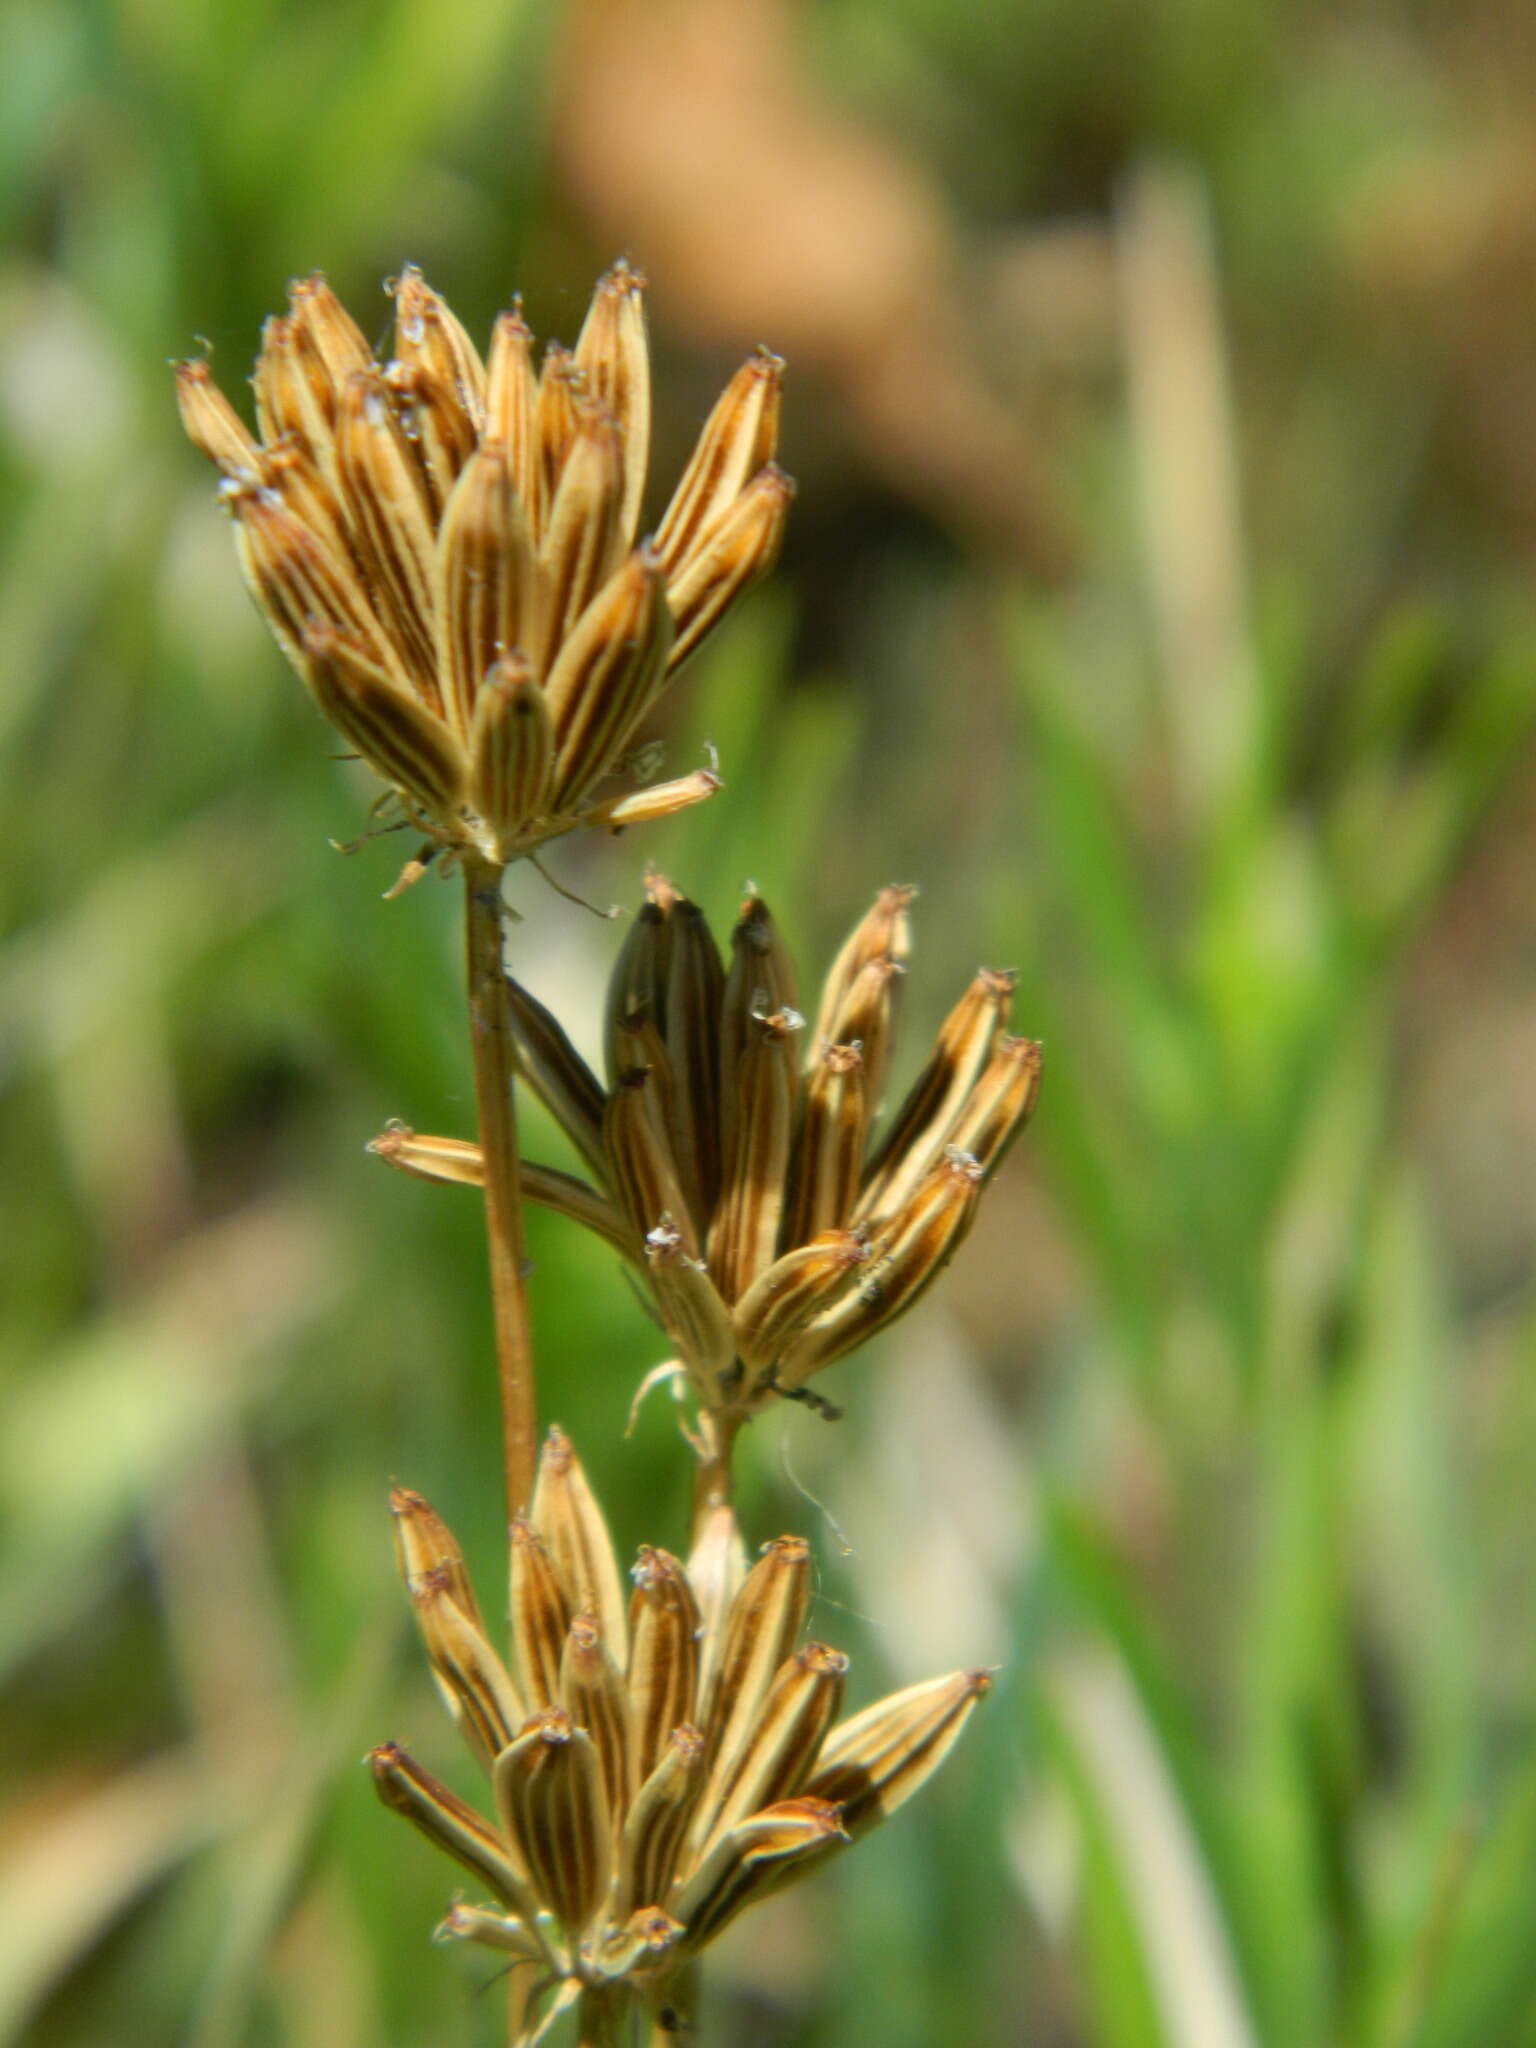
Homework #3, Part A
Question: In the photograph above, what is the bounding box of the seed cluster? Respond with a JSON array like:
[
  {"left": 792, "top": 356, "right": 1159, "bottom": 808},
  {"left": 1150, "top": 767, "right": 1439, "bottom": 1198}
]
[
  {"left": 176, "top": 263, "right": 790, "bottom": 864},
  {"left": 373, "top": 1432, "right": 988, "bottom": 2009}
]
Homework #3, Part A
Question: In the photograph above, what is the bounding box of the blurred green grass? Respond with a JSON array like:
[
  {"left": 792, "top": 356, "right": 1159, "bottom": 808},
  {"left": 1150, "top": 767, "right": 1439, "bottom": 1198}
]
[{"left": 4, "top": 1, "right": 1536, "bottom": 2043}]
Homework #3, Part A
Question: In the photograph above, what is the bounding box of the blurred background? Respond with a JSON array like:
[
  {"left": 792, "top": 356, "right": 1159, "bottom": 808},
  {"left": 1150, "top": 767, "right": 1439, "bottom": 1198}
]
[{"left": 4, "top": 0, "right": 1536, "bottom": 2041}]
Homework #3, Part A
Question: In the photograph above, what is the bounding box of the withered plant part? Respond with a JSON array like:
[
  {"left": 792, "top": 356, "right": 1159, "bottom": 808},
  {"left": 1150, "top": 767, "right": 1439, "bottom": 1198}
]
[
  {"left": 373, "top": 876, "right": 1042, "bottom": 1515},
  {"left": 373, "top": 1431, "right": 989, "bottom": 2043},
  {"left": 178, "top": 263, "right": 792, "bottom": 1517},
  {"left": 176, "top": 261, "right": 790, "bottom": 864}
]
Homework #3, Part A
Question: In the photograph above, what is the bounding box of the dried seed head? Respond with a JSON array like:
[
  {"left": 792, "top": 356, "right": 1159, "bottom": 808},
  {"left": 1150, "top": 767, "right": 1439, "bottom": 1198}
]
[
  {"left": 389, "top": 1486, "right": 481, "bottom": 1627},
  {"left": 179, "top": 267, "right": 790, "bottom": 864},
  {"left": 372, "top": 1445, "right": 990, "bottom": 2010}
]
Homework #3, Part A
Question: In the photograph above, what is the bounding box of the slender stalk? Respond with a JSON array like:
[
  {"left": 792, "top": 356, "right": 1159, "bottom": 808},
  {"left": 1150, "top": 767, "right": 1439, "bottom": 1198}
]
[
  {"left": 463, "top": 855, "right": 538, "bottom": 1518},
  {"left": 578, "top": 1985, "right": 632, "bottom": 2046},
  {"left": 647, "top": 1964, "right": 699, "bottom": 2044},
  {"left": 690, "top": 1409, "right": 742, "bottom": 1545}
]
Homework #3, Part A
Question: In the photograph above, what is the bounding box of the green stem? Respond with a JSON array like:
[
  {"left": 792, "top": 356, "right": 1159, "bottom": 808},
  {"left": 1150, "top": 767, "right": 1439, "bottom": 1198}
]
[{"left": 463, "top": 856, "right": 538, "bottom": 1519}]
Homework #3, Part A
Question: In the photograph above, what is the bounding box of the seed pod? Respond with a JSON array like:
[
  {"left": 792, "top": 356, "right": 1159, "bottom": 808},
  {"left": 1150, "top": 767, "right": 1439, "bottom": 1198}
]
[
  {"left": 492, "top": 1709, "right": 610, "bottom": 1937},
  {"left": 560, "top": 1610, "right": 636, "bottom": 1824},
  {"left": 435, "top": 440, "right": 536, "bottom": 734},
  {"left": 537, "top": 399, "right": 626, "bottom": 673},
  {"left": 573, "top": 260, "right": 651, "bottom": 549},
  {"left": 333, "top": 369, "right": 440, "bottom": 702},
  {"left": 510, "top": 1514, "right": 573, "bottom": 1710},
  {"left": 605, "top": 1068, "right": 700, "bottom": 1262},
  {"left": 664, "top": 464, "right": 793, "bottom": 672},
  {"left": 708, "top": 1005, "right": 803, "bottom": 1305},
  {"left": 703, "top": 1536, "right": 811, "bottom": 1769},
  {"left": 627, "top": 1547, "right": 703, "bottom": 1780},
  {"left": 531, "top": 1428, "right": 629, "bottom": 1665},
  {"left": 694, "top": 1641, "right": 848, "bottom": 1855},
  {"left": 810, "top": 884, "right": 915, "bottom": 1058},
  {"left": 390, "top": 263, "right": 485, "bottom": 427},
  {"left": 655, "top": 347, "right": 784, "bottom": 575},
  {"left": 783, "top": 1042, "right": 868, "bottom": 1245},
  {"left": 389, "top": 1485, "right": 482, "bottom": 1629},
  {"left": 612, "top": 1725, "right": 707, "bottom": 1921},
  {"left": 469, "top": 653, "right": 553, "bottom": 856},
  {"left": 503, "top": 978, "right": 609, "bottom": 1182},
  {"left": 732, "top": 1231, "right": 869, "bottom": 1384},
  {"left": 804, "top": 1668, "right": 992, "bottom": 1837},
  {"left": 367, "top": 1742, "right": 534, "bottom": 1914},
  {"left": 661, "top": 890, "right": 726, "bottom": 1226},
  {"left": 944, "top": 1034, "right": 1044, "bottom": 1179},
  {"left": 673, "top": 1798, "right": 846, "bottom": 1955},
  {"left": 545, "top": 545, "right": 673, "bottom": 809},
  {"left": 857, "top": 968, "right": 1015, "bottom": 1222},
  {"left": 301, "top": 621, "right": 466, "bottom": 822},
  {"left": 485, "top": 303, "right": 541, "bottom": 533},
  {"left": 408, "top": 1564, "right": 524, "bottom": 1772},
  {"left": 174, "top": 358, "right": 260, "bottom": 472}
]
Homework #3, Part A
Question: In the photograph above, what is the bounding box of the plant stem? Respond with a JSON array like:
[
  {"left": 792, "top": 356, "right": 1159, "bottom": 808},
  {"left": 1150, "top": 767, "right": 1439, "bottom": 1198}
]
[
  {"left": 463, "top": 856, "right": 538, "bottom": 1518},
  {"left": 690, "top": 1409, "right": 742, "bottom": 1546}
]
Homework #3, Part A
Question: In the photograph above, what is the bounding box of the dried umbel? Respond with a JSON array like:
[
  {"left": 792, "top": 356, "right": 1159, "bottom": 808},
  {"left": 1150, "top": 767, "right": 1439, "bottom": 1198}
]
[
  {"left": 175, "top": 263, "right": 791, "bottom": 865},
  {"left": 373, "top": 879, "right": 1041, "bottom": 1418},
  {"left": 372, "top": 1431, "right": 988, "bottom": 2037}
]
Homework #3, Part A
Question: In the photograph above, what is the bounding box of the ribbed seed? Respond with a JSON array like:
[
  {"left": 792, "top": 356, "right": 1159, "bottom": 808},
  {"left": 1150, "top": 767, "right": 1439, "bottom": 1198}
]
[
  {"left": 823, "top": 955, "right": 904, "bottom": 1121},
  {"left": 469, "top": 654, "right": 553, "bottom": 855},
  {"left": 944, "top": 1034, "right": 1044, "bottom": 1177},
  {"left": 708, "top": 1006, "right": 803, "bottom": 1305},
  {"left": 389, "top": 1486, "right": 482, "bottom": 1629},
  {"left": 224, "top": 480, "right": 396, "bottom": 684},
  {"left": 613, "top": 1724, "right": 707, "bottom": 1919},
  {"left": 719, "top": 897, "right": 798, "bottom": 1173},
  {"left": 664, "top": 464, "right": 793, "bottom": 672},
  {"left": 530, "top": 1428, "right": 629, "bottom": 1665},
  {"left": 783, "top": 1042, "right": 868, "bottom": 1245},
  {"left": 732, "top": 1231, "right": 869, "bottom": 1383},
  {"left": 704, "top": 1536, "right": 811, "bottom": 1769},
  {"left": 290, "top": 271, "right": 372, "bottom": 388},
  {"left": 604, "top": 898, "right": 674, "bottom": 1088},
  {"left": 366, "top": 1126, "right": 634, "bottom": 1257},
  {"left": 409, "top": 1565, "right": 524, "bottom": 1772},
  {"left": 627, "top": 1547, "right": 703, "bottom": 1780},
  {"left": 687, "top": 1506, "right": 748, "bottom": 1713},
  {"left": 503, "top": 977, "right": 609, "bottom": 1180},
  {"left": 811, "top": 885, "right": 915, "bottom": 1059},
  {"left": 492, "top": 1710, "right": 610, "bottom": 1937},
  {"left": 779, "top": 1148, "right": 985, "bottom": 1387},
  {"left": 673, "top": 1799, "right": 846, "bottom": 1955},
  {"left": 537, "top": 400, "right": 625, "bottom": 673},
  {"left": 383, "top": 360, "right": 476, "bottom": 521},
  {"left": 560, "top": 1611, "right": 636, "bottom": 1825},
  {"left": 573, "top": 259, "right": 651, "bottom": 549},
  {"left": 644, "top": 1223, "right": 738, "bottom": 1404},
  {"left": 655, "top": 347, "right": 784, "bottom": 575},
  {"left": 662, "top": 892, "right": 726, "bottom": 1228},
  {"left": 545, "top": 545, "right": 674, "bottom": 808},
  {"left": 582, "top": 765, "right": 720, "bottom": 829},
  {"left": 334, "top": 370, "right": 441, "bottom": 704},
  {"left": 367, "top": 1743, "right": 533, "bottom": 1912},
  {"left": 804, "top": 1669, "right": 992, "bottom": 1837},
  {"left": 251, "top": 313, "right": 333, "bottom": 472},
  {"left": 534, "top": 343, "right": 583, "bottom": 511},
  {"left": 857, "top": 967, "right": 1015, "bottom": 1222},
  {"left": 175, "top": 359, "right": 260, "bottom": 471},
  {"left": 390, "top": 263, "right": 485, "bottom": 427},
  {"left": 486, "top": 304, "right": 541, "bottom": 535},
  {"left": 695, "top": 1642, "right": 848, "bottom": 1856},
  {"left": 260, "top": 437, "right": 358, "bottom": 584},
  {"left": 510, "top": 1515, "right": 573, "bottom": 1709},
  {"left": 435, "top": 440, "right": 536, "bottom": 734},
  {"left": 300, "top": 623, "right": 465, "bottom": 821},
  {"left": 604, "top": 1068, "right": 700, "bottom": 1261}
]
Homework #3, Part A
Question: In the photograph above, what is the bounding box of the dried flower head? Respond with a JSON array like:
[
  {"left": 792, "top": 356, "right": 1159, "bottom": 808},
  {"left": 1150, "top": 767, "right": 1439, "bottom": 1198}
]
[
  {"left": 372, "top": 1430, "right": 988, "bottom": 2037},
  {"left": 176, "top": 263, "right": 791, "bottom": 866},
  {"left": 372, "top": 879, "right": 1041, "bottom": 1419}
]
